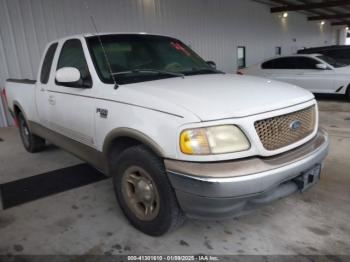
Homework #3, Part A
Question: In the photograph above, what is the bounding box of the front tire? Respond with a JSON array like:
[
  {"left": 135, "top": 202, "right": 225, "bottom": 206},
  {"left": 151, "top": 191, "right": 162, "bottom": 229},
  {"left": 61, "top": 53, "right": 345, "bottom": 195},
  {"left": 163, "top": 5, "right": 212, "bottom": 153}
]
[
  {"left": 111, "top": 145, "right": 185, "bottom": 236},
  {"left": 18, "top": 112, "right": 46, "bottom": 153}
]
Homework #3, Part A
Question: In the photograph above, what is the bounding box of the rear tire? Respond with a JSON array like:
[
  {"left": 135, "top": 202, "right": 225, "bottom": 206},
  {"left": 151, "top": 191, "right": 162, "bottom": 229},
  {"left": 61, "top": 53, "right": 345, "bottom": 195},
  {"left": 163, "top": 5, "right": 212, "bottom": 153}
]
[
  {"left": 18, "top": 112, "right": 46, "bottom": 153},
  {"left": 346, "top": 85, "right": 350, "bottom": 101},
  {"left": 111, "top": 145, "right": 185, "bottom": 236}
]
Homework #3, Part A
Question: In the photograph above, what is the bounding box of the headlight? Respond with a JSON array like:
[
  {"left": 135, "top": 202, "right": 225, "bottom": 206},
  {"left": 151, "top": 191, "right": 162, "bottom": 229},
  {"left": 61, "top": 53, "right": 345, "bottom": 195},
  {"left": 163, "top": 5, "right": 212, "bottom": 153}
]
[{"left": 180, "top": 125, "right": 250, "bottom": 155}]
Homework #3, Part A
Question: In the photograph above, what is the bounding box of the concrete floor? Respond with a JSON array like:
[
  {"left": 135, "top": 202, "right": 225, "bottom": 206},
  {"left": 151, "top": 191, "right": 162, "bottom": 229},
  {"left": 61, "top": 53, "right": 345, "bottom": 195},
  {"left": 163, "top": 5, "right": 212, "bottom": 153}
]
[{"left": 0, "top": 97, "right": 350, "bottom": 256}]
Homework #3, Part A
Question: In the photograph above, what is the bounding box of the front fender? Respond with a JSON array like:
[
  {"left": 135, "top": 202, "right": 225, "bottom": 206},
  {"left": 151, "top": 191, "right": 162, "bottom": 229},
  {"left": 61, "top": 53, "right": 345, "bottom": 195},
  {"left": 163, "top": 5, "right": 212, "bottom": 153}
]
[{"left": 102, "top": 127, "right": 166, "bottom": 157}]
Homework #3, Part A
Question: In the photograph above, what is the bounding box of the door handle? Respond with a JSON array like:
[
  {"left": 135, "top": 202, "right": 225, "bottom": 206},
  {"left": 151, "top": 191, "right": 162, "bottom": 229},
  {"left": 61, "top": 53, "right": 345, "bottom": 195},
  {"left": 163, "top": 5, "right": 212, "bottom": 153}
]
[{"left": 48, "top": 95, "right": 56, "bottom": 105}]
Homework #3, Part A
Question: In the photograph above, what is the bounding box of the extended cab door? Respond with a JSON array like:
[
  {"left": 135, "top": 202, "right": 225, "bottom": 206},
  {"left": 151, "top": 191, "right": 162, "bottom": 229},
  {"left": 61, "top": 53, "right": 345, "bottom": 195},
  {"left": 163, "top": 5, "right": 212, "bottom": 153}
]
[
  {"left": 36, "top": 42, "right": 58, "bottom": 127},
  {"left": 46, "top": 39, "right": 96, "bottom": 147}
]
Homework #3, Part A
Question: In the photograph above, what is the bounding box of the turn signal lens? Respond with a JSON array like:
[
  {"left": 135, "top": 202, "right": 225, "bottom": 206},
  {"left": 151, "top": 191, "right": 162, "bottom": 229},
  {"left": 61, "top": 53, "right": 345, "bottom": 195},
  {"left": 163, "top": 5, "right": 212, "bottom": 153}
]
[
  {"left": 180, "top": 125, "right": 250, "bottom": 155},
  {"left": 180, "top": 128, "right": 210, "bottom": 155}
]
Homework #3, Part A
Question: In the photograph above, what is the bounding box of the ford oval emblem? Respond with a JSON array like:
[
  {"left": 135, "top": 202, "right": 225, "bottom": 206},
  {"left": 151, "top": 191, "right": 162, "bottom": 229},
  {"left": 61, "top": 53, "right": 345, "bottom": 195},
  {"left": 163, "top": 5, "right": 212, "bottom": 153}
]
[{"left": 290, "top": 120, "right": 302, "bottom": 131}]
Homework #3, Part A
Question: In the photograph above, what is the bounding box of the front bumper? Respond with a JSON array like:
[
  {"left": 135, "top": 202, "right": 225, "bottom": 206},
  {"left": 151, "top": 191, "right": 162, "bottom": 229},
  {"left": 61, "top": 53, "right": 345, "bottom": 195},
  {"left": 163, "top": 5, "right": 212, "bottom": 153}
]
[{"left": 165, "top": 129, "right": 329, "bottom": 219}]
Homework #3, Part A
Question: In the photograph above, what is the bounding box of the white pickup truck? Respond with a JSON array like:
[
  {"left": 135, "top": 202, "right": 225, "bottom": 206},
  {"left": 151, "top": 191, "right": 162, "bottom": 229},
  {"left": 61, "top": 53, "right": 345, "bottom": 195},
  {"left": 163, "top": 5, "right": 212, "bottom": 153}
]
[{"left": 5, "top": 33, "right": 329, "bottom": 236}]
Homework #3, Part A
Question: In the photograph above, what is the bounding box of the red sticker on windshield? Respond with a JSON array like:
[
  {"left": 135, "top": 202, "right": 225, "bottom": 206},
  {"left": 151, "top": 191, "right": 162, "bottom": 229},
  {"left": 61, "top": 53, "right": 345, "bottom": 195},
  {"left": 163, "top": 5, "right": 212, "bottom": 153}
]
[{"left": 170, "top": 42, "right": 191, "bottom": 56}]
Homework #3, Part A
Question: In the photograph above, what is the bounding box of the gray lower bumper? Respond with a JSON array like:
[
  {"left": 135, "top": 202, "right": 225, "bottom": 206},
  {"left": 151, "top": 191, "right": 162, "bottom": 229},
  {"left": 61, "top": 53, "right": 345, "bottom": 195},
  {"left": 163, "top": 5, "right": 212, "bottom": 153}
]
[{"left": 166, "top": 129, "right": 329, "bottom": 219}]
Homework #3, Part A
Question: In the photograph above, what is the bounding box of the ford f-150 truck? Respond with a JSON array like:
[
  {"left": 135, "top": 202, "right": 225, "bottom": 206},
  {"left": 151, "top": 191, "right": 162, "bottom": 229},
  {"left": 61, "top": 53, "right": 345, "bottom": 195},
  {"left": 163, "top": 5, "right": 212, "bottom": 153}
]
[{"left": 5, "top": 33, "right": 329, "bottom": 236}]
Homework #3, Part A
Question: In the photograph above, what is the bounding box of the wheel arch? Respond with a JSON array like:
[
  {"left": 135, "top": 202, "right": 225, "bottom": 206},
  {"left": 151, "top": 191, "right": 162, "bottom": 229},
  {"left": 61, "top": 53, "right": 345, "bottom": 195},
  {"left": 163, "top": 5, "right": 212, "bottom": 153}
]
[
  {"left": 103, "top": 127, "right": 166, "bottom": 162},
  {"left": 13, "top": 101, "right": 24, "bottom": 117},
  {"left": 12, "top": 101, "right": 28, "bottom": 124},
  {"left": 346, "top": 83, "right": 350, "bottom": 95}
]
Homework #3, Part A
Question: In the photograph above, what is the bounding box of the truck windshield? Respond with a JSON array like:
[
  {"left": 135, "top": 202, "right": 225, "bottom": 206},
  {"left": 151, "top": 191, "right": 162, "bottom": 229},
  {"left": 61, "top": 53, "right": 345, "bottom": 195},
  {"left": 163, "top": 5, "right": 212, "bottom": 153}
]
[{"left": 86, "top": 34, "right": 220, "bottom": 84}]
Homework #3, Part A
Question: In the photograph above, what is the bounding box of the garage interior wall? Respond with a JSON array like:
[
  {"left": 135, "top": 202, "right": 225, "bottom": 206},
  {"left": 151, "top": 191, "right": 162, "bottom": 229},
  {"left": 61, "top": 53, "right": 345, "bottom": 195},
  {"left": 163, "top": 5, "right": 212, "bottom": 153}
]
[{"left": 0, "top": 0, "right": 335, "bottom": 127}]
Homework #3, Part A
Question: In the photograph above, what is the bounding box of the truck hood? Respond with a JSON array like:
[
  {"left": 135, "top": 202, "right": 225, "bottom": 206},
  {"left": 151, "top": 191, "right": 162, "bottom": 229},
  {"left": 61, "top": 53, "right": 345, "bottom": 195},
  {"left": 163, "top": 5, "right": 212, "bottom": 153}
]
[{"left": 123, "top": 74, "right": 314, "bottom": 121}]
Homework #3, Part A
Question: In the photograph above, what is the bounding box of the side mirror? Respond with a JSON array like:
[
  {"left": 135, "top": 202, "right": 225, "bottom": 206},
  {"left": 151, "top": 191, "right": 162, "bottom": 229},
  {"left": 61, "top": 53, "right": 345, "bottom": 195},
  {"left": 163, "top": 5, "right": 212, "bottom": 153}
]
[
  {"left": 206, "top": 61, "right": 216, "bottom": 69},
  {"left": 55, "top": 67, "right": 84, "bottom": 87},
  {"left": 315, "top": 63, "right": 328, "bottom": 70}
]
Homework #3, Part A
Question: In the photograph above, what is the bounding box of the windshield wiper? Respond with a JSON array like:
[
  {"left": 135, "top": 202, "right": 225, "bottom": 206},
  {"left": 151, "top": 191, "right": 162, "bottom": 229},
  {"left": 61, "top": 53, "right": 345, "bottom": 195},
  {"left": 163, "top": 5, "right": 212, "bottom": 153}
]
[
  {"left": 183, "top": 68, "right": 225, "bottom": 76},
  {"left": 112, "top": 69, "right": 185, "bottom": 78}
]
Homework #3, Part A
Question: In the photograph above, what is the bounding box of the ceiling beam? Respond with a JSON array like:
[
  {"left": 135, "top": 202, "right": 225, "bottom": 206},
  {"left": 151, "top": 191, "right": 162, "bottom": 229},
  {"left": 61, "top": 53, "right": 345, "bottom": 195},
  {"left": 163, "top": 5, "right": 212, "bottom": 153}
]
[
  {"left": 271, "top": 0, "right": 350, "bottom": 13},
  {"left": 299, "top": 0, "right": 350, "bottom": 26},
  {"left": 331, "top": 21, "right": 350, "bottom": 26},
  {"left": 308, "top": 13, "right": 350, "bottom": 21}
]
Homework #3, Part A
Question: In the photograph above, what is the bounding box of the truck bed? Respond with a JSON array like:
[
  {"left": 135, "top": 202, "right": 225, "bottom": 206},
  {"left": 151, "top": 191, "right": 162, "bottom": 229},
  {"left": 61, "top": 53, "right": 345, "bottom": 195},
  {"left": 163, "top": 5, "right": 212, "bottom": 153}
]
[
  {"left": 5, "top": 78, "right": 38, "bottom": 124},
  {"left": 6, "top": 79, "right": 36, "bottom": 84}
]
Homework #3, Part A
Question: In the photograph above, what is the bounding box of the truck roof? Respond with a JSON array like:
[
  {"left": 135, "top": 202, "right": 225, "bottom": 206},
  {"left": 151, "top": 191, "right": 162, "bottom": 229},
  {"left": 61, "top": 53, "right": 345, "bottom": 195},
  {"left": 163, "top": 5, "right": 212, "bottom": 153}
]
[{"left": 48, "top": 32, "right": 174, "bottom": 44}]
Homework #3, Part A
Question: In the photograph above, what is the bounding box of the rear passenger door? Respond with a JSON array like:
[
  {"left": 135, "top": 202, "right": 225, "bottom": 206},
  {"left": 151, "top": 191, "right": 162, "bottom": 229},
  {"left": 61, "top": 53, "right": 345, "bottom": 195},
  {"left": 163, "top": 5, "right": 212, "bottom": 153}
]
[
  {"left": 47, "top": 39, "right": 96, "bottom": 147},
  {"left": 261, "top": 57, "right": 299, "bottom": 84},
  {"left": 36, "top": 42, "right": 58, "bottom": 127}
]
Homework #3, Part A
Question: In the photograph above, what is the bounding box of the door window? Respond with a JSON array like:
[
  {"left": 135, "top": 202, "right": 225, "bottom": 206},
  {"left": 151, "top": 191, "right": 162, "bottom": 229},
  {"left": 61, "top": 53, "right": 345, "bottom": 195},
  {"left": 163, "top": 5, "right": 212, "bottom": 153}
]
[{"left": 57, "top": 39, "right": 92, "bottom": 87}]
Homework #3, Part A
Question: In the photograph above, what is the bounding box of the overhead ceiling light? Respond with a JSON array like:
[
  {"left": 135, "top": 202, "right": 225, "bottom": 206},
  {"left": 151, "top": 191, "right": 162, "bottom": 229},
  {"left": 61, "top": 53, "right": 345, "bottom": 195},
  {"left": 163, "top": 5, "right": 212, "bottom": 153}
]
[
  {"left": 320, "top": 21, "right": 325, "bottom": 26},
  {"left": 282, "top": 12, "right": 288, "bottom": 18},
  {"left": 346, "top": 27, "right": 349, "bottom": 31}
]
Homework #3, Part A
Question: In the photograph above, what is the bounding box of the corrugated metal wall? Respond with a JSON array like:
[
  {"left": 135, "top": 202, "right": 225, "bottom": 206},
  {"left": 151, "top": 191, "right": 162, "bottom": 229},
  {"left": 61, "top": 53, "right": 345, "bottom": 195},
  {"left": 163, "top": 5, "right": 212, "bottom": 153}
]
[
  {"left": 0, "top": 0, "right": 334, "bottom": 127},
  {"left": 0, "top": 94, "right": 7, "bottom": 127}
]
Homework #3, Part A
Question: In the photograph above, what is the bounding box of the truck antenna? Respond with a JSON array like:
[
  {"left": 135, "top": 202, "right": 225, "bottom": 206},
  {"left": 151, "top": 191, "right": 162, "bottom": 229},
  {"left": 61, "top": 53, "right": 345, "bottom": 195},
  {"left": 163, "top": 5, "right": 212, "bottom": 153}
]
[{"left": 84, "top": 1, "right": 119, "bottom": 89}]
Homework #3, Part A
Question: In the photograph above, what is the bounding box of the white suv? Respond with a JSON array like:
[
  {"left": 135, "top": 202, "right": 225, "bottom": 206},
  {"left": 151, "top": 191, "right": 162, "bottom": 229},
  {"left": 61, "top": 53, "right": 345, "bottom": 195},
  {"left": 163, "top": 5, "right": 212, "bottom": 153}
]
[{"left": 240, "top": 54, "right": 350, "bottom": 99}]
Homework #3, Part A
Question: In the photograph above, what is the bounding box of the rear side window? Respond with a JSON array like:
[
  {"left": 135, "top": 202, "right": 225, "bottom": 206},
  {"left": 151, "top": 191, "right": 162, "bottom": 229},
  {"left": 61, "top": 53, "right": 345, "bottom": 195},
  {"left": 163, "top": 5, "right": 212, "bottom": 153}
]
[
  {"left": 40, "top": 43, "right": 58, "bottom": 84},
  {"left": 262, "top": 57, "right": 318, "bottom": 70},
  {"left": 294, "top": 57, "right": 318, "bottom": 69},
  {"left": 262, "top": 57, "right": 296, "bottom": 69}
]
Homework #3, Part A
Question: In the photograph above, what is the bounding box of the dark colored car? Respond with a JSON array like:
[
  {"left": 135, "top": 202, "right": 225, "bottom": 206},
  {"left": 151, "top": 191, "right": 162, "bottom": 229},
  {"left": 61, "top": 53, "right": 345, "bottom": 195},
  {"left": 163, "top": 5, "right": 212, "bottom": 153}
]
[{"left": 298, "top": 45, "right": 350, "bottom": 65}]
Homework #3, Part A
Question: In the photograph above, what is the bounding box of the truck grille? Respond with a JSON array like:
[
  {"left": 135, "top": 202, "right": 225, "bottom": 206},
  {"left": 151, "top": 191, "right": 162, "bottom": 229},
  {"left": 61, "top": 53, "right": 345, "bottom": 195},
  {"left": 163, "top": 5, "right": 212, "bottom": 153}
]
[{"left": 254, "top": 106, "right": 316, "bottom": 151}]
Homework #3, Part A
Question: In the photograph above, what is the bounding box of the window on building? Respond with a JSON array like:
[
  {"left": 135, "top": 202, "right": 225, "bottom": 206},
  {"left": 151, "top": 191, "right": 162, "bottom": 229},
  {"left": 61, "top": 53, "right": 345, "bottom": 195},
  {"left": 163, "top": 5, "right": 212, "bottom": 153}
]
[
  {"left": 275, "top": 46, "right": 282, "bottom": 55},
  {"left": 237, "top": 46, "right": 246, "bottom": 69}
]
